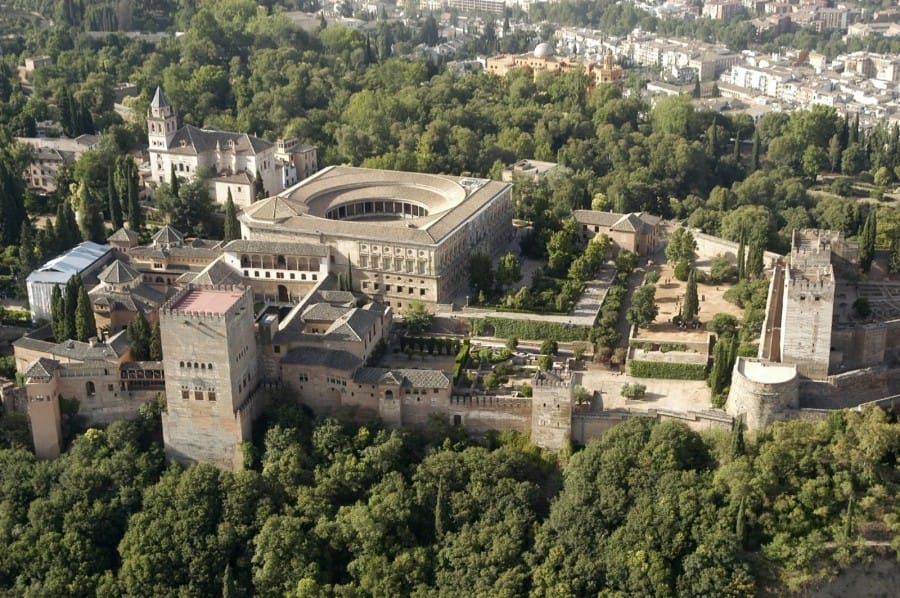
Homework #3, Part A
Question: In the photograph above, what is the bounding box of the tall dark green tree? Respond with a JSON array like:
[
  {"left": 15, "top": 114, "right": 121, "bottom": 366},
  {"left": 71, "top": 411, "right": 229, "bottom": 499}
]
[
  {"left": 127, "top": 173, "right": 142, "bottom": 231},
  {"left": 50, "top": 284, "right": 65, "bottom": 340},
  {"left": 750, "top": 130, "right": 760, "bottom": 172},
  {"left": 74, "top": 282, "right": 96, "bottom": 341},
  {"left": 63, "top": 275, "right": 81, "bottom": 341},
  {"left": 107, "top": 168, "right": 123, "bottom": 230},
  {"left": 127, "top": 311, "right": 151, "bottom": 361},
  {"left": 746, "top": 237, "right": 764, "bottom": 278},
  {"left": 0, "top": 139, "right": 26, "bottom": 246},
  {"left": 254, "top": 170, "right": 265, "bottom": 201},
  {"left": 149, "top": 322, "right": 163, "bottom": 361},
  {"left": 170, "top": 164, "right": 180, "bottom": 198},
  {"left": 223, "top": 190, "right": 240, "bottom": 242},
  {"left": 55, "top": 201, "right": 81, "bottom": 251},
  {"left": 860, "top": 209, "right": 876, "bottom": 273},
  {"left": 16, "top": 219, "right": 41, "bottom": 301},
  {"left": 736, "top": 237, "right": 746, "bottom": 281},
  {"left": 682, "top": 268, "right": 699, "bottom": 322}
]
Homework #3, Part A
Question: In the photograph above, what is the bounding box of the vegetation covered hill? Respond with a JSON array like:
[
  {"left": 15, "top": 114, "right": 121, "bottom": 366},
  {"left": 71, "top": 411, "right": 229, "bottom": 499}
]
[{"left": 0, "top": 394, "right": 897, "bottom": 596}]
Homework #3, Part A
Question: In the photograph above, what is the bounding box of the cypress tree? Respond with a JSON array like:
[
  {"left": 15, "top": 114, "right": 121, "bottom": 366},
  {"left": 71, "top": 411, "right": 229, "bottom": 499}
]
[
  {"left": 434, "top": 478, "right": 450, "bottom": 540},
  {"left": 730, "top": 414, "right": 745, "bottom": 458},
  {"left": 63, "top": 275, "right": 80, "bottom": 341},
  {"left": 0, "top": 149, "right": 26, "bottom": 245},
  {"left": 43, "top": 218, "right": 58, "bottom": 255},
  {"left": 56, "top": 200, "right": 80, "bottom": 251},
  {"left": 127, "top": 311, "right": 151, "bottom": 361},
  {"left": 682, "top": 268, "right": 699, "bottom": 322},
  {"left": 170, "top": 163, "right": 179, "bottom": 198},
  {"left": 707, "top": 122, "right": 718, "bottom": 157},
  {"left": 860, "top": 210, "right": 876, "bottom": 273},
  {"left": 17, "top": 219, "right": 38, "bottom": 301},
  {"left": 736, "top": 495, "right": 747, "bottom": 549},
  {"left": 736, "top": 237, "right": 746, "bottom": 281},
  {"left": 733, "top": 132, "right": 741, "bottom": 162},
  {"left": 127, "top": 173, "right": 142, "bottom": 231},
  {"left": 747, "top": 237, "right": 764, "bottom": 278},
  {"left": 750, "top": 130, "right": 760, "bottom": 172},
  {"left": 74, "top": 282, "right": 96, "bottom": 341},
  {"left": 255, "top": 170, "right": 265, "bottom": 200},
  {"left": 150, "top": 321, "right": 163, "bottom": 361},
  {"left": 107, "top": 167, "right": 122, "bottom": 229},
  {"left": 50, "top": 285, "right": 65, "bottom": 340},
  {"left": 223, "top": 190, "right": 240, "bottom": 242}
]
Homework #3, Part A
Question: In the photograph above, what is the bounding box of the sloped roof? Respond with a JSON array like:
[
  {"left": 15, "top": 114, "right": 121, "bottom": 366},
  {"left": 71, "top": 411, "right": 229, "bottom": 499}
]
[
  {"left": 223, "top": 239, "right": 329, "bottom": 257},
  {"left": 27, "top": 241, "right": 111, "bottom": 285},
  {"left": 353, "top": 367, "right": 450, "bottom": 389},
  {"left": 302, "top": 302, "right": 349, "bottom": 322},
  {"left": 242, "top": 196, "right": 302, "bottom": 222},
  {"left": 166, "top": 124, "right": 273, "bottom": 156},
  {"left": 152, "top": 225, "right": 183, "bottom": 246},
  {"left": 189, "top": 259, "right": 243, "bottom": 287},
  {"left": 24, "top": 357, "right": 60, "bottom": 379},
  {"left": 108, "top": 227, "right": 140, "bottom": 243},
  {"left": 611, "top": 212, "right": 659, "bottom": 234},
  {"left": 572, "top": 210, "right": 622, "bottom": 228},
  {"left": 281, "top": 347, "right": 360, "bottom": 371},
  {"left": 98, "top": 260, "right": 139, "bottom": 285},
  {"left": 14, "top": 329, "right": 131, "bottom": 362},
  {"left": 323, "top": 308, "right": 379, "bottom": 342},
  {"left": 150, "top": 86, "right": 170, "bottom": 109}
]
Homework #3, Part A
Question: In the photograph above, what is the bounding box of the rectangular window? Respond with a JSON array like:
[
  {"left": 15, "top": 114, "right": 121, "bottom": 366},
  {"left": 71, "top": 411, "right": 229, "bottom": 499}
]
[
  {"left": 181, "top": 390, "right": 189, "bottom": 399},
  {"left": 207, "top": 392, "right": 216, "bottom": 401},
  {"left": 194, "top": 391, "right": 203, "bottom": 400},
  {"left": 274, "top": 345, "right": 281, "bottom": 354}
]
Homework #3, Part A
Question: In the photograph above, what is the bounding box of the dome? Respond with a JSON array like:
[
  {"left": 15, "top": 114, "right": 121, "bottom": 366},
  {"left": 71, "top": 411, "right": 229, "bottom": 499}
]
[{"left": 534, "top": 42, "right": 554, "bottom": 58}]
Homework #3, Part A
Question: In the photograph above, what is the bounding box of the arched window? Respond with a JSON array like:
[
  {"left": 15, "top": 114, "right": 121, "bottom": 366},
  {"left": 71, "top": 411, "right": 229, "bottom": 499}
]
[
  {"left": 384, "top": 390, "right": 394, "bottom": 400},
  {"left": 85, "top": 381, "right": 96, "bottom": 396}
]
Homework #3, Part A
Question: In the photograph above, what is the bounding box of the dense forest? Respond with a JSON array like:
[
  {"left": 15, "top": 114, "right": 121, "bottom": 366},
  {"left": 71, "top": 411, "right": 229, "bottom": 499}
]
[{"left": 0, "top": 392, "right": 897, "bottom": 596}]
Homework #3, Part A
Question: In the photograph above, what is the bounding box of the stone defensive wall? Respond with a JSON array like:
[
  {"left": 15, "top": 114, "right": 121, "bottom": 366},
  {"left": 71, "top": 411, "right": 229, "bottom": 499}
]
[
  {"left": 725, "top": 357, "right": 799, "bottom": 430},
  {"left": 800, "top": 366, "right": 895, "bottom": 409},
  {"left": 571, "top": 408, "right": 732, "bottom": 445},
  {"left": 691, "top": 231, "right": 781, "bottom": 265},
  {"left": 449, "top": 395, "right": 531, "bottom": 435}
]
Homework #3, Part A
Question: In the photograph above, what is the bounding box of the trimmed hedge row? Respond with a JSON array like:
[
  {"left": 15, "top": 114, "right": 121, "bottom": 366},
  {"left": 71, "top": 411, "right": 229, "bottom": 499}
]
[
  {"left": 628, "top": 360, "right": 708, "bottom": 380},
  {"left": 452, "top": 342, "right": 471, "bottom": 385},
  {"left": 469, "top": 317, "right": 592, "bottom": 342}
]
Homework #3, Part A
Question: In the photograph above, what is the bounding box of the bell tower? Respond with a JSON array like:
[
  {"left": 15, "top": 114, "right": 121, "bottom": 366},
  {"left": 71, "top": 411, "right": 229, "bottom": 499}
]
[{"left": 147, "top": 86, "right": 176, "bottom": 150}]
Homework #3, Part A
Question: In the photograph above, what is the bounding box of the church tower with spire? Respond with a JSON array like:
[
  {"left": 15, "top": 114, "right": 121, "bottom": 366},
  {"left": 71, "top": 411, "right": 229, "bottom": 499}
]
[{"left": 147, "top": 86, "right": 177, "bottom": 151}]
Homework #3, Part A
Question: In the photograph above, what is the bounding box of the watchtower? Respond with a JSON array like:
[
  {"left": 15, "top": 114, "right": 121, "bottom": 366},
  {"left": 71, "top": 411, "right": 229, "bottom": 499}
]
[
  {"left": 147, "top": 86, "right": 176, "bottom": 151},
  {"left": 159, "top": 285, "right": 259, "bottom": 470}
]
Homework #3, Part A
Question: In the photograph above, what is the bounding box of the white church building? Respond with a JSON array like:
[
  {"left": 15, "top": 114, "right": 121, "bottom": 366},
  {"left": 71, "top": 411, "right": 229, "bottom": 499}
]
[{"left": 147, "top": 87, "right": 317, "bottom": 208}]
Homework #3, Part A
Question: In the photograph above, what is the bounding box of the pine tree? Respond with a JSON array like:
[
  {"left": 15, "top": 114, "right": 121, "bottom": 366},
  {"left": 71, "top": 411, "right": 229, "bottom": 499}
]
[
  {"left": 107, "top": 167, "right": 122, "bottom": 229},
  {"left": 74, "top": 282, "right": 96, "bottom": 341},
  {"left": 750, "top": 130, "right": 760, "bottom": 172},
  {"left": 127, "top": 311, "right": 151, "bottom": 360},
  {"left": 860, "top": 210, "right": 876, "bottom": 273},
  {"left": 50, "top": 285, "right": 65, "bottom": 340},
  {"left": 223, "top": 190, "right": 240, "bottom": 242},
  {"left": 736, "top": 237, "right": 746, "bottom": 281},
  {"left": 150, "top": 321, "right": 163, "bottom": 361},
  {"left": 682, "top": 268, "right": 699, "bottom": 322}
]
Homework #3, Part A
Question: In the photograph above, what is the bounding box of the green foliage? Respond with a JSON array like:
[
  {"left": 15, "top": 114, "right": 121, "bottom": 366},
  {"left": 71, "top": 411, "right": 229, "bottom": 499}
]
[
  {"left": 223, "top": 191, "right": 240, "bottom": 243},
  {"left": 495, "top": 251, "right": 522, "bottom": 290},
  {"left": 74, "top": 281, "right": 96, "bottom": 341},
  {"left": 403, "top": 300, "right": 434, "bottom": 335},
  {"left": 468, "top": 317, "right": 592, "bottom": 342},
  {"left": 682, "top": 268, "right": 699, "bottom": 322},
  {"left": 620, "top": 383, "right": 647, "bottom": 399},
  {"left": 467, "top": 253, "right": 494, "bottom": 300},
  {"left": 539, "top": 339, "right": 558, "bottom": 356},
  {"left": 674, "top": 259, "right": 691, "bottom": 281},
  {"left": 852, "top": 297, "right": 871, "bottom": 319},
  {"left": 627, "top": 284, "right": 658, "bottom": 329},
  {"left": 709, "top": 254, "right": 736, "bottom": 284},
  {"left": 127, "top": 311, "right": 151, "bottom": 361},
  {"left": 628, "top": 360, "right": 708, "bottom": 380},
  {"left": 859, "top": 209, "right": 876, "bottom": 273},
  {"left": 666, "top": 228, "right": 697, "bottom": 263}
]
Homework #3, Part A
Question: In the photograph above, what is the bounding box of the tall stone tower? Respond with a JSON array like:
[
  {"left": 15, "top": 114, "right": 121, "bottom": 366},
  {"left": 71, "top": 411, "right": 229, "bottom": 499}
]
[
  {"left": 779, "top": 230, "right": 835, "bottom": 379},
  {"left": 147, "top": 86, "right": 176, "bottom": 151},
  {"left": 159, "top": 285, "right": 260, "bottom": 471},
  {"left": 22, "top": 358, "right": 63, "bottom": 459}
]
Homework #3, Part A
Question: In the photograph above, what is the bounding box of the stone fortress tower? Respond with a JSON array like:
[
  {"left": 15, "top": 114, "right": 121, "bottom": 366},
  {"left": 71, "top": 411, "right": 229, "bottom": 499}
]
[
  {"left": 159, "top": 285, "right": 261, "bottom": 471},
  {"left": 780, "top": 229, "right": 836, "bottom": 380}
]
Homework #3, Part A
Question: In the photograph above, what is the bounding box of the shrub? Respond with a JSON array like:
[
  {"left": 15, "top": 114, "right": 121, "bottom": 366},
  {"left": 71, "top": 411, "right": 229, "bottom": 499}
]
[
  {"left": 645, "top": 271, "right": 661, "bottom": 284},
  {"left": 574, "top": 386, "right": 592, "bottom": 405},
  {"left": 537, "top": 354, "right": 553, "bottom": 370},
  {"left": 518, "top": 383, "right": 533, "bottom": 397},
  {"left": 628, "top": 360, "right": 708, "bottom": 380},
  {"left": 674, "top": 259, "right": 691, "bottom": 281},
  {"left": 708, "top": 255, "right": 736, "bottom": 284},
  {"left": 452, "top": 342, "right": 471, "bottom": 384},
  {"left": 468, "top": 317, "right": 592, "bottom": 342},
  {"left": 620, "top": 383, "right": 647, "bottom": 399}
]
